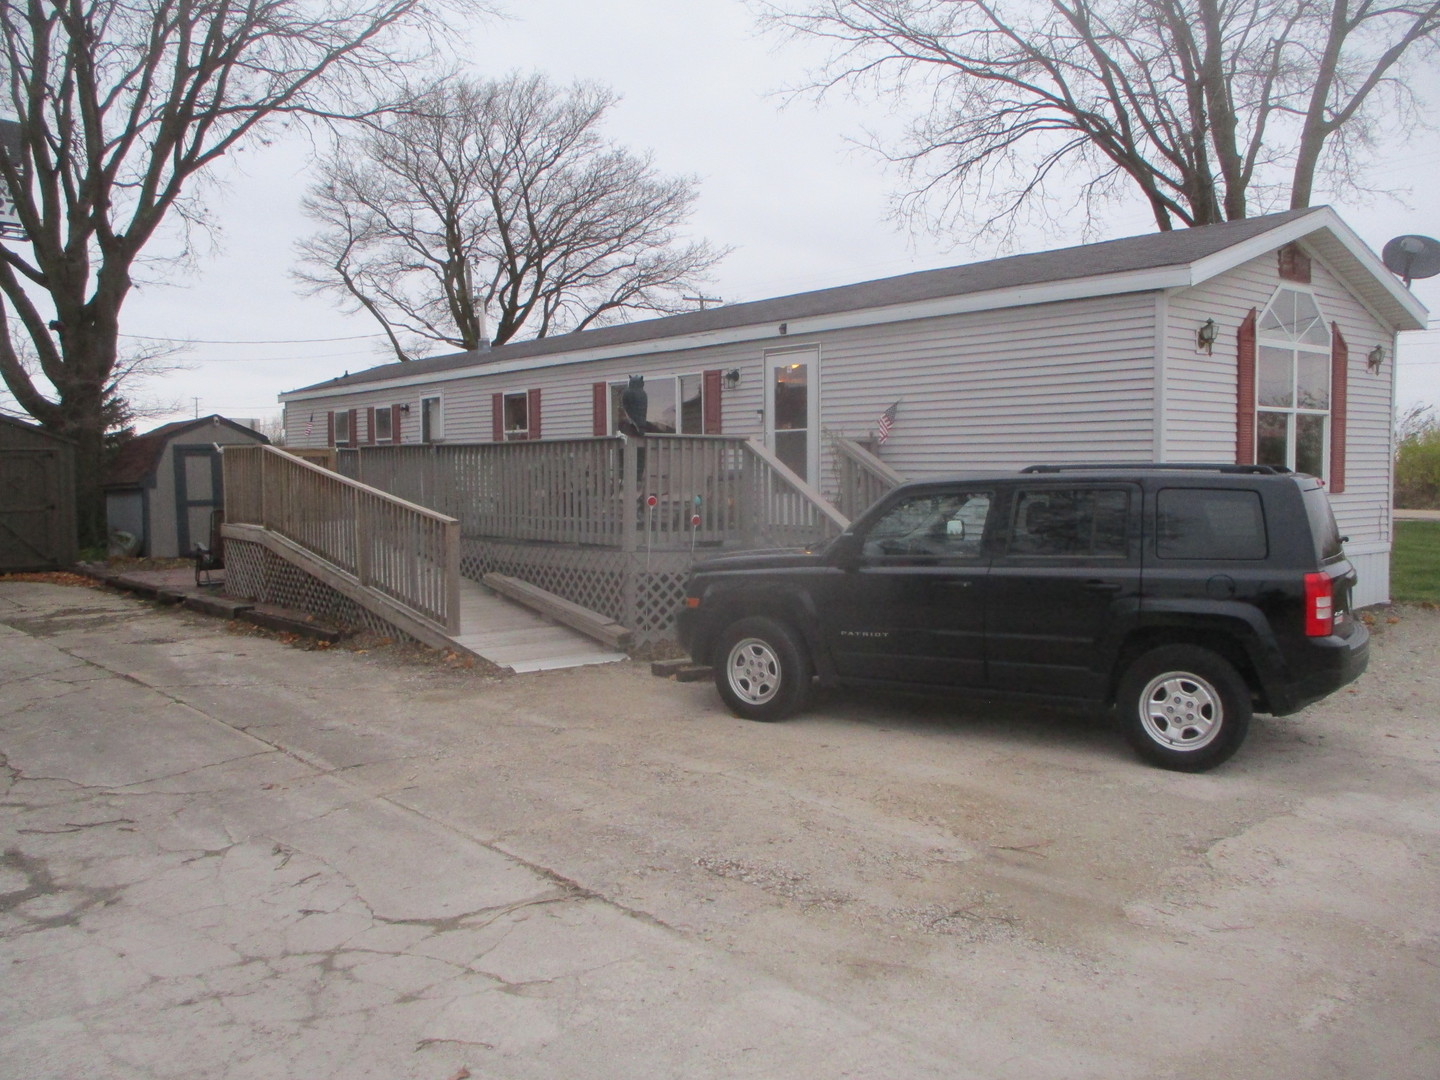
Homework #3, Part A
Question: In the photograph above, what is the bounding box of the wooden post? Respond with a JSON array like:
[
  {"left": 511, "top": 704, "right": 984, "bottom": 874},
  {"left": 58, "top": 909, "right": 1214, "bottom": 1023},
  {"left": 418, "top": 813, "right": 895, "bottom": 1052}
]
[
  {"left": 355, "top": 490, "right": 370, "bottom": 586},
  {"left": 621, "top": 437, "right": 638, "bottom": 631},
  {"left": 260, "top": 447, "right": 270, "bottom": 529},
  {"left": 444, "top": 518, "right": 461, "bottom": 634}
]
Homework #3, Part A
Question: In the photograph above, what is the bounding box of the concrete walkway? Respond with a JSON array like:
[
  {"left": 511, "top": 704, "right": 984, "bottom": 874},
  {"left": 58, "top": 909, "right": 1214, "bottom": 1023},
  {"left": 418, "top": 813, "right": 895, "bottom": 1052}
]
[{"left": 1395, "top": 508, "right": 1440, "bottom": 521}]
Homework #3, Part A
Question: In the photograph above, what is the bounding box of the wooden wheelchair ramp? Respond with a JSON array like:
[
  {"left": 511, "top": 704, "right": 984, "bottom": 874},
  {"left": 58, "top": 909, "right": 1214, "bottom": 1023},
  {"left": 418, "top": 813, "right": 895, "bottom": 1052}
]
[{"left": 453, "top": 576, "right": 628, "bottom": 673}]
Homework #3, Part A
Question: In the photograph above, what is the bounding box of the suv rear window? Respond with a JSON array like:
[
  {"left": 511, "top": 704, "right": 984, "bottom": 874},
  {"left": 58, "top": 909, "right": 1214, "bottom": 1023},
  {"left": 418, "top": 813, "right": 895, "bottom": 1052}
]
[
  {"left": 1301, "top": 484, "right": 1344, "bottom": 561},
  {"left": 1157, "top": 488, "right": 1267, "bottom": 560}
]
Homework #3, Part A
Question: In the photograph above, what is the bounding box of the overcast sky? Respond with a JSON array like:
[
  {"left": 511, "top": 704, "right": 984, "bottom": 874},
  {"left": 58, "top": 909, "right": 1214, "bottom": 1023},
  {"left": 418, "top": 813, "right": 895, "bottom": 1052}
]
[{"left": 8, "top": 0, "right": 1439, "bottom": 429}]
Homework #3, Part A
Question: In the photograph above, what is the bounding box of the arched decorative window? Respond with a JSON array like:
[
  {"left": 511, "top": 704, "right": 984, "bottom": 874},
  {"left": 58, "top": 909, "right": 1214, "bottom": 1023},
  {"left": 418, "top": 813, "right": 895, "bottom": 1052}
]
[{"left": 1256, "top": 287, "right": 1331, "bottom": 478}]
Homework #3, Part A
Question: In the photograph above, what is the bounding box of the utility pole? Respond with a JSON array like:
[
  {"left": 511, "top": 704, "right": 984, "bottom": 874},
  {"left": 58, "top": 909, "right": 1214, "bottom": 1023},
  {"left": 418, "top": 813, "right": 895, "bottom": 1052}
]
[{"left": 684, "top": 294, "right": 722, "bottom": 310}]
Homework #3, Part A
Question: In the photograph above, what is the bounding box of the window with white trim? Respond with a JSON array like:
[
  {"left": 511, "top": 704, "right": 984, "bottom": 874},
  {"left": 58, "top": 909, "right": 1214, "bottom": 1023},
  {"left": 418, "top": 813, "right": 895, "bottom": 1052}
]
[
  {"left": 1256, "top": 288, "right": 1330, "bottom": 478},
  {"left": 421, "top": 396, "right": 442, "bottom": 443},
  {"left": 373, "top": 406, "right": 392, "bottom": 442},
  {"left": 333, "top": 409, "right": 351, "bottom": 446},
  {"left": 608, "top": 373, "right": 705, "bottom": 434},
  {"left": 502, "top": 391, "right": 528, "bottom": 438}
]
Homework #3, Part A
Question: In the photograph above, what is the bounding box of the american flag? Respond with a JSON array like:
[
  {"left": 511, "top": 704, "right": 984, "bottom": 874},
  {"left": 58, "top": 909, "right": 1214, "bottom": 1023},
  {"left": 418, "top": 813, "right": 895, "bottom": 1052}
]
[
  {"left": 305, "top": 412, "right": 314, "bottom": 440},
  {"left": 876, "top": 401, "right": 899, "bottom": 444}
]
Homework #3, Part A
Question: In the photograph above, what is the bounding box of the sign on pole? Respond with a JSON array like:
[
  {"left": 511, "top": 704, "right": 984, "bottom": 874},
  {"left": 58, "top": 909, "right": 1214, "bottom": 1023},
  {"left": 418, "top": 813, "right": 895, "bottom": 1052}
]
[{"left": 0, "top": 118, "right": 24, "bottom": 239}]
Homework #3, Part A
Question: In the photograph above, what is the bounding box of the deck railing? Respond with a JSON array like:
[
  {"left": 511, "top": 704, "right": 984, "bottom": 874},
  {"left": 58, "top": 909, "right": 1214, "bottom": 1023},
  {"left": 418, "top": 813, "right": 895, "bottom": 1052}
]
[
  {"left": 224, "top": 444, "right": 460, "bottom": 632},
  {"left": 338, "top": 435, "right": 848, "bottom": 550},
  {"left": 833, "top": 437, "right": 905, "bottom": 520}
]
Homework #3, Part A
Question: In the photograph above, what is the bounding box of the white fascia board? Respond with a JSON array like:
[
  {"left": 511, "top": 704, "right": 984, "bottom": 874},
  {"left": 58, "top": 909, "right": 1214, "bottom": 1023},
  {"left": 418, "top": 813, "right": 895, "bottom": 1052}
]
[
  {"left": 280, "top": 266, "right": 1190, "bottom": 404},
  {"left": 1187, "top": 207, "right": 1428, "bottom": 328}
]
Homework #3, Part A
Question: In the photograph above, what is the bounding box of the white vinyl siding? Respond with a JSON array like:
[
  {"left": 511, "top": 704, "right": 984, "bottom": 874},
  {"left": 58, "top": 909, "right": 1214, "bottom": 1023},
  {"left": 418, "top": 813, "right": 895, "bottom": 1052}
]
[
  {"left": 285, "top": 294, "right": 1157, "bottom": 493},
  {"left": 815, "top": 295, "right": 1158, "bottom": 481}
]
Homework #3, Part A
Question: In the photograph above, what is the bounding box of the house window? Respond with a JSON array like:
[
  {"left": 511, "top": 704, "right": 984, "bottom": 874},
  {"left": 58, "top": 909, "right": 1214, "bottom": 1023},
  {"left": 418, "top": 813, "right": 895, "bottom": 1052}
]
[
  {"left": 373, "top": 406, "right": 392, "bottom": 443},
  {"left": 1256, "top": 288, "right": 1331, "bottom": 478},
  {"left": 421, "top": 396, "right": 442, "bottom": 443},
  {"left": 503, "top": 391, "right": 528, "bottom": 438},
  {"left": 608, "top": 373, "right": 706, "bottom": 434},
  {"left": 333, "top": 409, "right": 351, "bottom": 446}
]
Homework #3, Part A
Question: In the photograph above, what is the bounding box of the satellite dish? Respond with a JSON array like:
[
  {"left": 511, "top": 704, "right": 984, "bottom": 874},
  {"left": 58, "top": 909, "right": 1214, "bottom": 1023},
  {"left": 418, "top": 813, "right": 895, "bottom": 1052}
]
[{"left": 1381, "top": 234, "right": 1440, "bottom": 287}]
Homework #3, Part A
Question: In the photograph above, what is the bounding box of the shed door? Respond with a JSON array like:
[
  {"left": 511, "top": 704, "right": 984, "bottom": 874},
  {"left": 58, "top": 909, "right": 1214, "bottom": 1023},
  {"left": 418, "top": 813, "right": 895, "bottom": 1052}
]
[
  {"left": 0, "top": 449, "right": 64, "bottom": 571},
  {"left": 765, "top": 346, "right": 820, "bottom": 485},
  {"left": 174, "top": 445, "right": 223, "bottom": 555}
]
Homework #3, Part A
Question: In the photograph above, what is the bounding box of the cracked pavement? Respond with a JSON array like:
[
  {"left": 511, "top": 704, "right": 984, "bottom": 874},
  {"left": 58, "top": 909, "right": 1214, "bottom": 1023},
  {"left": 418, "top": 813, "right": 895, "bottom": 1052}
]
[{"left": 2, "top": 581, "right": 1438, "bottom": 1079}]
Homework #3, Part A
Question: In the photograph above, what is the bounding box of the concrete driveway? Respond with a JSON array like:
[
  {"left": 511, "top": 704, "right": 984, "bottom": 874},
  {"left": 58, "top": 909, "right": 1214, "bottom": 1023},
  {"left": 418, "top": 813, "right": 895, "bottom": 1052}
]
[{"left": 2, "top": 580, "right": 1438, "bottom": 1079}]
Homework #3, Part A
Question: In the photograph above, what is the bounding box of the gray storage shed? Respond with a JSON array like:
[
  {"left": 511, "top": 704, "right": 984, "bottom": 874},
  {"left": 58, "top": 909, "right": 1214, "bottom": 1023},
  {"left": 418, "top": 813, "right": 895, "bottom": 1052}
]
[
  {"left": 0, "top": 414, "right": 78, "bottom": 571},
  {"left": 104, "top": 415, "right": 269, "bottom": 558}
]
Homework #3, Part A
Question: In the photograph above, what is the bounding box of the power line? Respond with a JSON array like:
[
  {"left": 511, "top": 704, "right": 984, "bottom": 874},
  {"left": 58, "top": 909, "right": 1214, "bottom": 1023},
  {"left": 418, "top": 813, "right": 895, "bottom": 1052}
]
[
  {"left": 119, "top": 331, "right": 386, "bottom": 345},
  {"left": 175, "top": 349, "right": 383, "bottom": 363}
]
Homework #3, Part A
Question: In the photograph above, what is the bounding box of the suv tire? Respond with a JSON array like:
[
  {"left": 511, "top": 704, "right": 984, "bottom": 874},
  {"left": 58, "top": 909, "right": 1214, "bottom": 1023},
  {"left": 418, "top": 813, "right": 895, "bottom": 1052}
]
[
  {"left": 1118, "top": 645, "right": 1252, "bottom": 772},
  {"left": 715, "top": 616, "right": 814, "bottom": 722}
]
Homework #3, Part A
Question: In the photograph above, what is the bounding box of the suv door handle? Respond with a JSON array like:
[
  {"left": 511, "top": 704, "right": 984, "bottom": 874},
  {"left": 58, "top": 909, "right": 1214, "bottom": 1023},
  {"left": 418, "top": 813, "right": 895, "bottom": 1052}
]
[{"left": 1082, "top": 580, "right": 1123, "bottom": 592}]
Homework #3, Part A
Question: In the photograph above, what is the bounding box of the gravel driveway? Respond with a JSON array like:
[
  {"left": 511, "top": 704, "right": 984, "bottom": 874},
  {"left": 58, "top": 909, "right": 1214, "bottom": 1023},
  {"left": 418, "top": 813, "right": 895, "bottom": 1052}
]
[{"left": 2, "top": 580, "right": 1437, "bottom": 1079}]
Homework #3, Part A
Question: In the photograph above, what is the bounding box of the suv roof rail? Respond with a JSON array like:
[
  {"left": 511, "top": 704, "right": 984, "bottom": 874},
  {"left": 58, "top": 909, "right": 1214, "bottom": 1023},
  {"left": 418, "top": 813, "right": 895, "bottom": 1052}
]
[{"left": 1021, "top": 462, "right": 1292, "bottom": 475}]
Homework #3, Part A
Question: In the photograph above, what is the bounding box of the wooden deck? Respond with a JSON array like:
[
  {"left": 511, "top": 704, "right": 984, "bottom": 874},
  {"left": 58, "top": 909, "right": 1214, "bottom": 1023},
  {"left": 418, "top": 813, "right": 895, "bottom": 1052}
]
[{"left": 451, "top": 576, "right": 627, "bottom": 673}]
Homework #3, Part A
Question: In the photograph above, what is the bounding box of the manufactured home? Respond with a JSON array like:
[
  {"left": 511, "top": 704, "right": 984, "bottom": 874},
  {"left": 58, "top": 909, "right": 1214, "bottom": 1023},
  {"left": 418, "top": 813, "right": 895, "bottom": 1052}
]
[{"left": 281, "top": 207, "right": 1427, "bottom": 609}]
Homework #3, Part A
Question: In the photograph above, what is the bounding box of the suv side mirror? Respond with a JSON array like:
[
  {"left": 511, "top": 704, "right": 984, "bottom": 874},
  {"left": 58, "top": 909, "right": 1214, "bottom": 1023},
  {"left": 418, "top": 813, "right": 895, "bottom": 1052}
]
[{"left": 828, "top": 532, "right": 862, "bottom": 569}]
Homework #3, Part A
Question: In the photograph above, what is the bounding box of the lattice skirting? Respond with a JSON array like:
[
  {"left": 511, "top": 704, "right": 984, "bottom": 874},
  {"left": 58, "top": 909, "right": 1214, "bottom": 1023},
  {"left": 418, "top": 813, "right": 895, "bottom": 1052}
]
[
  {"left": 461, "top": 539, "right": 692, "bottom": 645},
  {"left": 225, "top": 537, "right": 421, "bottom": 644}
]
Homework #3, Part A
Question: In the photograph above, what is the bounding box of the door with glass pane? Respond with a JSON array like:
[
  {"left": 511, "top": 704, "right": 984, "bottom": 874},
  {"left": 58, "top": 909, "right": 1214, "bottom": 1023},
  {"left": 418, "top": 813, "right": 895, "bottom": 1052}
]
[{"left": 765, "top": 347, "right": 819, "bottom": 485}]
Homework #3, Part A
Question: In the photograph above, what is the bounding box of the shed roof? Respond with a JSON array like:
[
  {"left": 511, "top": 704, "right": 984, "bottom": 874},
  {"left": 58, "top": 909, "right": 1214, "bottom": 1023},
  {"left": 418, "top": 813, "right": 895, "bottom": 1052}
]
[
  {"left": 284, "top": 206, "right": 1428, "bottom": 400},
  {"left": 104, "top": 415, "right": 268, "bottom": 488}
]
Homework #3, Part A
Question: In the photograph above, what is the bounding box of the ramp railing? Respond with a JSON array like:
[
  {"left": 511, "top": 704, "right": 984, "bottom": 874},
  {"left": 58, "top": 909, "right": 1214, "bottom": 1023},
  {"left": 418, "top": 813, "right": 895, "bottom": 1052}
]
[{"left": 224, "top": 444, "right": 460, "bottom": 633}]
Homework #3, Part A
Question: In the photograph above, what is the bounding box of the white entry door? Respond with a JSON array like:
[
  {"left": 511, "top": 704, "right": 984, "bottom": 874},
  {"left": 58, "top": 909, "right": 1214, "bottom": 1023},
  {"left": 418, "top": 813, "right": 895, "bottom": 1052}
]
[{"left": 765, "top": 346, "right": 820, "bottom": 485}]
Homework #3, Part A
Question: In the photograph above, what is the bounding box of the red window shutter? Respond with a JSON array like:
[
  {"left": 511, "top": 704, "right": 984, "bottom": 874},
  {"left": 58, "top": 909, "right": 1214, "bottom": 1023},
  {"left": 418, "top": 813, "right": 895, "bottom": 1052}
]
[
  {"left": 391, "top": 404, "right": 403, "bottom": 444},
  {"left": 326, "top": 411, "right": 335, "bottom": 447},
  {"left": 492, "top": 393, "right": 504, "bottom": 442},
  {"left": 1330, "top": 324, "right": 1347, "bottom": 493},
  {"left": 527, "top": 388, "right": 542, "bottom": 440},
  {"left": 703, "top": 369, "right": 723, "bottom": 434},
  {"left": 592, "top": 382, "right": 609, "bottom": 436},
  {"left": 366, "top": 407, "right": 376, "bottom": 445},
  {"left": 1236, "top": 309, "right": 1257, "bottom": 464},
  {"left": 1278, "top": 243, "right": 1312, "bottom": 284}
]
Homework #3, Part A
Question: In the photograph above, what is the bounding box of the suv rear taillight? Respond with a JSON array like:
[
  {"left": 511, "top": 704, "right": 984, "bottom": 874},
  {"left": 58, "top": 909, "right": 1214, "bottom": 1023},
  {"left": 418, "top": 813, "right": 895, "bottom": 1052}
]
[{"left": 1304, "top": 572, "right": 1334, "bottom": 637}]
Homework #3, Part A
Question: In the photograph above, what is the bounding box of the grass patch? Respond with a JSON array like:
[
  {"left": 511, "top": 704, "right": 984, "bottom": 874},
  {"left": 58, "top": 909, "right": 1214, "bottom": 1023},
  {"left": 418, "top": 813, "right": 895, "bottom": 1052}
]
[{"left": 1392, "top": 520, "right": 1440, "bottom": 603}]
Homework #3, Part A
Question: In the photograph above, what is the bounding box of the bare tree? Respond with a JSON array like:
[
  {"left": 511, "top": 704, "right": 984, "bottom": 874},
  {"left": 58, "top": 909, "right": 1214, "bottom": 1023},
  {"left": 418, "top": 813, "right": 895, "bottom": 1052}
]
[
  {"left": 0, "top": 0, "right": 483, "bottom": 546},
  {"left": 296, "top": 73, "right": 727, "bottom": 359},
  {"left": 759, "top": 0, "right": 1440, "bottom": 237}
]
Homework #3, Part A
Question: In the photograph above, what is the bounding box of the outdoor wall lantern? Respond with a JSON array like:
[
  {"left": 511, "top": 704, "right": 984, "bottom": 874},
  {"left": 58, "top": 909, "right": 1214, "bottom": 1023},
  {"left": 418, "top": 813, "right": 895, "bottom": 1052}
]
[
  {"left": 400, "top": 403, "right": 411, "bottom": 413},
  {"left": 1367, "top": 345, "right": 1385, "bottom": 373},
  {"left": 723, "top": 368, "right": 741, "bottom": 389},
  {"left": 1196, "top": 318, "right": 1219, "bottom": 354}
]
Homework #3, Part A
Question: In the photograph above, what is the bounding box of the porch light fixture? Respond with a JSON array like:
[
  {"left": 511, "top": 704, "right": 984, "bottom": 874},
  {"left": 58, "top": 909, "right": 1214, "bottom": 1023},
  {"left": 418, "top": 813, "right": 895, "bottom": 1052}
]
[
  {"left": 1196, "top": 318, "right": 1219, "bottom": 354},
  {"left": 400, "top": 403, "right": 411, "bottom": 413},
  {"left": 723, "top": 368, "right": 741, "bottom": 389},
  {"left": 1367, "top": 345, "right": 1385, "bottom": 373}
]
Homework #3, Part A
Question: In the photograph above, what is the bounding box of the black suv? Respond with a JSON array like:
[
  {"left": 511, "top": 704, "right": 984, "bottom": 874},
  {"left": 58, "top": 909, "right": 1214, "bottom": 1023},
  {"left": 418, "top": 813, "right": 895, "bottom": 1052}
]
[{"left": 676, "top": 464, "right": 1369, "bottom": 771}]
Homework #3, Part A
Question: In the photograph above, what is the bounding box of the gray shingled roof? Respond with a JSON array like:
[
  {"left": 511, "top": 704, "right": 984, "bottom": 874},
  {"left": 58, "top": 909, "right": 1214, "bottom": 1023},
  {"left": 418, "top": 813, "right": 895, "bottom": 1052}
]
[{"left": 290, "top": 207, "right": 1324, "bottom": 395}]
